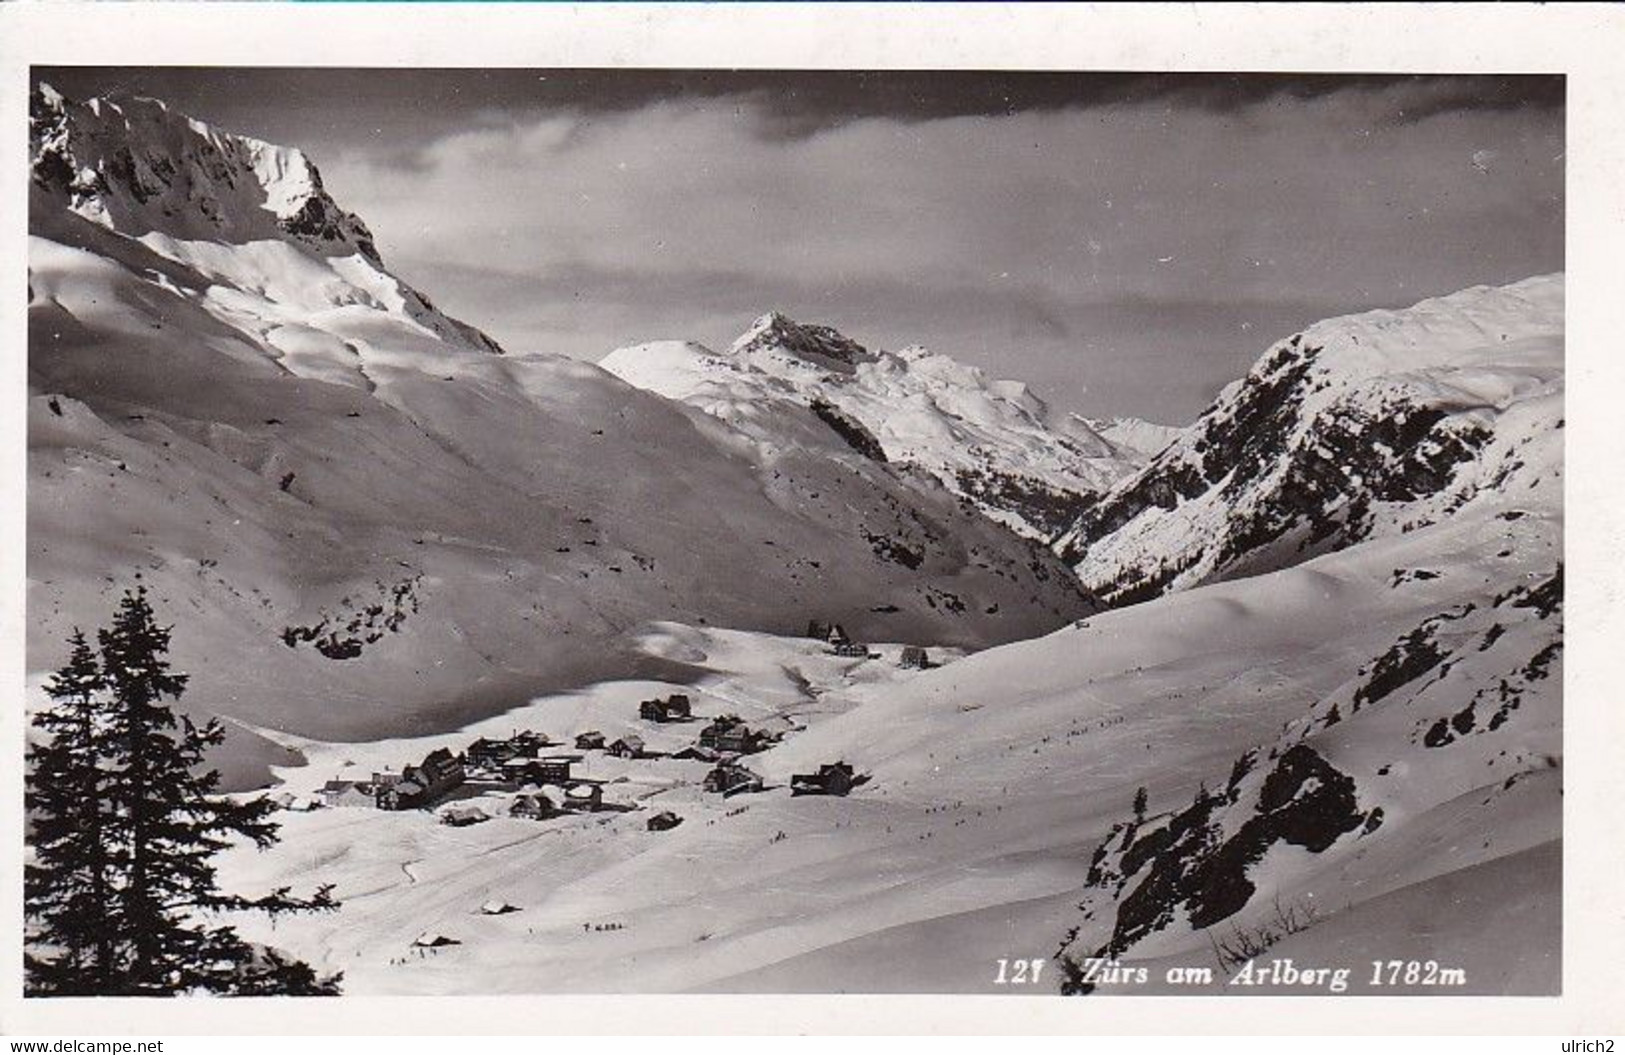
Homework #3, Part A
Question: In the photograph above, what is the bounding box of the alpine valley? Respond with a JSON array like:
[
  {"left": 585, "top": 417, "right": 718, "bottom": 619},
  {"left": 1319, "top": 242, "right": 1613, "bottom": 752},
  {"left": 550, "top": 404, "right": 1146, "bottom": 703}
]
[{"left": 26, "top": 84, "right": 1562, "bottom": 995}]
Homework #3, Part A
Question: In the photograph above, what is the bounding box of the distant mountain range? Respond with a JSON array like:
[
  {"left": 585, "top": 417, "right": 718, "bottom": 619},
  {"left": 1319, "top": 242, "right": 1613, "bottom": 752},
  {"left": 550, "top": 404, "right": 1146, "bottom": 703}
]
[{"left": 27, "top": 83, "right": 1093, "bottom": 783}]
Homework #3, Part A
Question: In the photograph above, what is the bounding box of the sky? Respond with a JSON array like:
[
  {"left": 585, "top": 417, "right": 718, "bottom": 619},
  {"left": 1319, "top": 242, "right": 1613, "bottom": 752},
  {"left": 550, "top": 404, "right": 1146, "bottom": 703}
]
[{"left": 35, "top": 69, "right": 1564, "bottom": 423}]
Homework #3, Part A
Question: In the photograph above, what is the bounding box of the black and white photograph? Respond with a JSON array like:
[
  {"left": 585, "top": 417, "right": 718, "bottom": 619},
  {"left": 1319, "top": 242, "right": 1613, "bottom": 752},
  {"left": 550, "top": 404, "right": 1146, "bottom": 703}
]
[{"left": 4, "top": 0, "right": 1622, "bottom": 1037}]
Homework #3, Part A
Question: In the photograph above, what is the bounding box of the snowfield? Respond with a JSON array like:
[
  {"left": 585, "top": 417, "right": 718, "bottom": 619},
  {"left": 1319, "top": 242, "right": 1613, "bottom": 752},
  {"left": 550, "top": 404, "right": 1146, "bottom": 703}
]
[{"left": 215, "top": 443, "right": 1559, "bottom": 993}]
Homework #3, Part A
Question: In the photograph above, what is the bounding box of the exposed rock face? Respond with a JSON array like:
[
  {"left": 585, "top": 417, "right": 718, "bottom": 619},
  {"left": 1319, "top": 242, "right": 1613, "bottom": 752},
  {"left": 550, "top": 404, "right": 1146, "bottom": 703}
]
[
  {"left": 733, "top": 311, "right": 877, "bottom": 372},
  {"left": 1056, "top": 276, "right": 1564, "bottom": 606},
  {"left": 31, "top": 82, "right": 383, "bottom": 266},
  {"left": 1057, "top": 563, "right": 1562, "bottom": 993}
]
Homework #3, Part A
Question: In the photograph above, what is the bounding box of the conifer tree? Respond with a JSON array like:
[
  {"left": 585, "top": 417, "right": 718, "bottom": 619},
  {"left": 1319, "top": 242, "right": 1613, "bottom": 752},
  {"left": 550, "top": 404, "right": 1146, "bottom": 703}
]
[
  {"left": 24, "top": 630, "right": 119, "bottom": 995},
  {"left": 26, "top": 587, "right": 341, "bottom": 996}
]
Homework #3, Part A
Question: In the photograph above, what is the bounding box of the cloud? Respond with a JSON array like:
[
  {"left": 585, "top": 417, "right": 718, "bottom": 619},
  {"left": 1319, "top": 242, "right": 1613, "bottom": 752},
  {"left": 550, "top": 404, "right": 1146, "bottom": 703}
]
[{"left": 322, "top": 83, "right": 1562, "bottom": 422}]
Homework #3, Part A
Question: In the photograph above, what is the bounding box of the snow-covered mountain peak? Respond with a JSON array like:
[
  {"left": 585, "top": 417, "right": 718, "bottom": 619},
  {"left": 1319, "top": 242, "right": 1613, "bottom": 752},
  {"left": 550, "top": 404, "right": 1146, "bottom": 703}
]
[
  {"left": 730, "top": 311, "right": 878, "bottom": 374},
  {"left": 604, "top": 314, "right": 1156, "bottom": 539},
  {"left": 29, "top": 82, "right": 505, "bottom": 358},
  {"left": 31, "top": 82, "right": 381, "bottom": 266}
]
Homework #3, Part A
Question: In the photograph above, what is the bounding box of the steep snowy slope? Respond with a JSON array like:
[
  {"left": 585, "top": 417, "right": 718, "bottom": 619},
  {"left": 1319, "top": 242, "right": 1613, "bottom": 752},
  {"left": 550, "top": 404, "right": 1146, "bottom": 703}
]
[
  {"left": 1056, "top": 276, "right": 1563, "bottom": 605},
  {"left": 602, "top": 314, "right": 1162, "bottom": 539},
  {"left": 27, "top": 85, "right": 1092, "bottom": 783}
]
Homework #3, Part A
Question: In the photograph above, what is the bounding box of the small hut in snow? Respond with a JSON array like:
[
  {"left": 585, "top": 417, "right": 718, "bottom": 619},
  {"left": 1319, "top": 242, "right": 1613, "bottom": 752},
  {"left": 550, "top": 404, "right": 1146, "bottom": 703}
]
[
  {"left": 703, "top": 763, "right": 764, "bottom": 797},
  {"left": 698, "top": 716, "right": 768, "bottom": 755},
  {"left": 439, "top": 805, "right": 490, "bottom": 827},
  {"left": 510, "top": 792, "right": 557, "bottom": 820},
  {"left": 640, "top": 694, "right": 693, "bottom": 723},
  {"left": 791, "top": 761, "right": 862, "bottom": 797},
  {"left": 647, "top": 811, "right": 684, "bottom": 832},
  {"left": 316, "top": 779, "right": 375, "bottom": 809},
  {"left": 607, "top": 734, "right": 647, "bottom": 759},
  {"left": 562, "top": 782, "right": 606, "bottom": 812}
]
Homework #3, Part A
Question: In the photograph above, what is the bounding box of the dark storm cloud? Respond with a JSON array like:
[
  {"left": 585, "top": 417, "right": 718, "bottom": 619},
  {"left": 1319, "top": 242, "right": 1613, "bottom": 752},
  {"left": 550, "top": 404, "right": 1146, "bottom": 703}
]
[{"left": 33, "top": 67, "right": 1563, "bottom": 147}]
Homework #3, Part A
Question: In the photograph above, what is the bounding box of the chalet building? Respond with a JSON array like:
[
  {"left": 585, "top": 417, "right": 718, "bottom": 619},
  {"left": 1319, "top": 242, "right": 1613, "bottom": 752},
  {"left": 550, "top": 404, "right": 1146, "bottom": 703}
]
[
  {"left": 719, "top": 725, "right": 767, "bottom": 754},
  {"left": 806, "top": 619, "right": 831, "bottom": 640},
  {"left": 791, "top": 761, "right": 861, "bottom": 797},
  {"left": 377, "top": 748, "right": 465, "bottom": 810},
  {"left": 465, "top": 737, "right": 514, "bottom": 770},
  {"left": 506, "top": 755, "right": 576, "bottom": 786},
  {"left": 509, "top": 730, "right": 551, "bottom": 756},
  {"left": 831, "top": 641, "right": 870, "bottom": 658},
  {"left": 440, "top": 806, "right": 490, "bottom": 827},
  {"left": 899, "top": 646, "right": 931, "bottom": 670},
  {"left": 467, "top": 731, "right": 552, "bottom": 770},
  {"left": 316, "top": 780, "right": 375, "bottom": 809},
  {"left": 498, "top": 757, "right": 535, "bottom": 786},
  {"left": 826, "top": 623, "right": 851, "bottom": 645},
  {"left": 575, "top": 730, "right": 607, "bottom": 751},
  {"left": 703, "top": 763, "right": 764, "bottom": 797},
  {"left": 375, "top": 778, "right": 425, "bottom": 811},
  {"left": 697, "top": 715, "right": 768, "bottom": 755},
  {"left": 696, "top": 715, "right": 735, "bottom": 750},
  {"left": 647, "top": 811, "right": 684, "bottom": 832},
  {"left": 608, "top": 735, "right": 647, "bottom": 759},
  {"left": 415, "top": 747, "right": 465, "bottom": 795},
  {"left": 510, "top": 792, "right": 557, "bottom": 821},
  {"left": 671, "top": 744, "right": 722, "bottom": 763},
  {"left": 561, "top": 782, "right": 606, "bottom": 812},
  {"left": 639, "top": 694, "right": 693, "bottom": 722}
]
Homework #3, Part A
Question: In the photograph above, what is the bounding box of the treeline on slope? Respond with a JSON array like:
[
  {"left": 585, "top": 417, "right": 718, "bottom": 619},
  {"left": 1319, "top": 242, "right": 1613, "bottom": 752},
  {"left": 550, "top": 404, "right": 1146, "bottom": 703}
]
[
  {"left": 954, "top": 467, "right": 1093, "bottom": 540},
  {"left": 809, "top": 398, "right": 889, "bottom": 463}
]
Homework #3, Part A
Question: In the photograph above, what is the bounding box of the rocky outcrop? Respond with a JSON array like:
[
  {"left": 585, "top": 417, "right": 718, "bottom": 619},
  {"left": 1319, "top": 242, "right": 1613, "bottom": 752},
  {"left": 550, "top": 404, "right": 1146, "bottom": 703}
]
[{"left": 1057, "top": 277, "right": 1563, "bottom": 606}]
